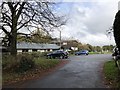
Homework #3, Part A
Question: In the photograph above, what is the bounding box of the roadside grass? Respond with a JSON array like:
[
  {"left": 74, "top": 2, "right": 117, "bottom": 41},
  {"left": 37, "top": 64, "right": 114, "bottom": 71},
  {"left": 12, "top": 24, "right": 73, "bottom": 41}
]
[
  {"left": 68, "top": 51, "right": 111, "bottom": 56},
  {"left": 69, "top": 52, "right": 102, "bottom": 56},
  {"left": 103, "top": 52, "right": 112, "bottom": 54},
  {"left": 34, "top": 58, "right": 60, "bottom": 70},
  {"left": 89, "top": 52, "right": 102, "bottom": 54},
  {"left": 104, "top": 60, "right": 120, "bottom": 88},
  {"left": 2, "top": 54, "right": 62, "bottom": 85},
  {"left": 89, "top": 52, "right": 112, "bottom": 54}
]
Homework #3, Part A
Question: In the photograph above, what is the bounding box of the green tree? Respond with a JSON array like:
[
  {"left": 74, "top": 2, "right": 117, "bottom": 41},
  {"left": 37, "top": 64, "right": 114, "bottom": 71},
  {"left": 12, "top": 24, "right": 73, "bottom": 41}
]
[
  {"left": 102, "top": 45, "right": 109, "bottom": 51},
  {"left": 62, "top": 40, "right": 79, "bottom": 48},
  {"left": 17, "top": 34, "right": 32, "bottom": 43},
  {"left": 31, "top": 28, "right": 53, "bottom": 43},
  {"left": 102, "top": 45, "right": 114, "bottom": 52},
  {"left": 86, "top": 44, "right": 94, "bottom": 52},
  {"left": 95, "top": 46, "right": 102, "bottom": 52},
  {"left": 109, "top": 45, "right": 114, "bottom": 52}
]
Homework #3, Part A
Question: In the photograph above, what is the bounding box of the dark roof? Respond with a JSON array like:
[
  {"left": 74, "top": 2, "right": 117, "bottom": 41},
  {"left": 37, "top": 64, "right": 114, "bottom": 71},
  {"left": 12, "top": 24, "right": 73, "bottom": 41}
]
[{"left": 17, "top": 42, "right": 60, "bottom": 50}]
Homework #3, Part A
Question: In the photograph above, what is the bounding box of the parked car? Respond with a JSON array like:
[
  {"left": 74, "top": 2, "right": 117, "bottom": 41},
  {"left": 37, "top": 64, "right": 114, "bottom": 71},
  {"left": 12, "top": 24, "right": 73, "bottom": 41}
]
[
  {"left": 46, "top": 50, "right": 69, "bottom": 59},
  {"left": 75, "top": 50, "right": 89, "bottom": 55}
]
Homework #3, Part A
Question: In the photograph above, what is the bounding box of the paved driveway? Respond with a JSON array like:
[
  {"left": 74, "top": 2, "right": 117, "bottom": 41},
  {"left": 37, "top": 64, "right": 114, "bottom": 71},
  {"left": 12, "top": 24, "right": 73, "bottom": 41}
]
[{"left": 4, "top": 54, "right": 111, "bottom": 88}]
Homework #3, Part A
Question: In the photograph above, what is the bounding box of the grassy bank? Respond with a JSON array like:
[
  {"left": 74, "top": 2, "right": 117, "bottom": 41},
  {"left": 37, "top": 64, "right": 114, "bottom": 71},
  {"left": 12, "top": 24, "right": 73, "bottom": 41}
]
[
  {"left": 104, "top": 61, "right": 120, "bottom": 88},
  {"left": 89, "top": 52, "right": 102, "bottom": 54},
  {"left": 89, "top": 52, "right": 112, "bottom": 54},
  {"left": 2, "top": 53, "right": 63, "bottom": 85},
  {"left": 35, "top": 58, "right": 60, "bottom": 70}
]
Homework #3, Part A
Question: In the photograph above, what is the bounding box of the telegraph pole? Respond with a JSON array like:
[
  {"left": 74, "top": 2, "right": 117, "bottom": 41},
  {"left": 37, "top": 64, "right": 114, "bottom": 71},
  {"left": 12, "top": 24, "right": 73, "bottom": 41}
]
[{"left": 58, "top": 29, "right": 61, "bottom": 50}]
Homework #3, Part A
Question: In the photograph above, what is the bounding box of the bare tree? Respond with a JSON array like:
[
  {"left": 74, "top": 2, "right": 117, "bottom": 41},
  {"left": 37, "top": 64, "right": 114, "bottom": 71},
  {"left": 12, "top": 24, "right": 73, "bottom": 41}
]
[{"left": 1, "top": 1, "right": 66, "bottom": 56}]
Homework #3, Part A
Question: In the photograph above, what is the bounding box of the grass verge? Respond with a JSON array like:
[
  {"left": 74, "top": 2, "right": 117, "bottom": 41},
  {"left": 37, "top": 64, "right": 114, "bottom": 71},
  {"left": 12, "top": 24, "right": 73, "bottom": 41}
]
[
  {"left": 104, "top": 60, "right": 120, "bottom": 88},
  {"left": 34, "top": 58, "right": 60, "bottom": 70},
  {"left": 3, "top": 57, "right": 67, "bottom": 85},
  {"left": 89, "top": 52, "right": 101, "bottom": 54}
]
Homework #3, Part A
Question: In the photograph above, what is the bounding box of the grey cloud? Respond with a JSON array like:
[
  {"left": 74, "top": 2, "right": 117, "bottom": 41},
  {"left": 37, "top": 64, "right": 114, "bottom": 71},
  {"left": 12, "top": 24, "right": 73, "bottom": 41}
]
[
  {"left": 53, "top": 1, "right": 117, "bottom": 45},
  {"left": 67, "top": 2, "right": 117, "bottom": 35}
]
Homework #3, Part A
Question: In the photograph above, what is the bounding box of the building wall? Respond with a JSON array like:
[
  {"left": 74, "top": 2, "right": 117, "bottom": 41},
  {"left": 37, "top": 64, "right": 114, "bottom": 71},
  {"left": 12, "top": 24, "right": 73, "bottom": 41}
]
[
  {"left": 29, "top": 50, "right": 32, "bottom": 52},
  {"left": 38, "top": 50, "right": 45, "bottom": 52},
  {"left": 17, "top": 50, "right": 22, "bottom": 53},
  {"left": 17, "top": 49, "right": 54, "bottom": 53},
  {"left": 17, "top": 48, "right": 59, "bottom": 53},
  {"left": 71, "top": 47, "right": 78, "bottom": 51}
]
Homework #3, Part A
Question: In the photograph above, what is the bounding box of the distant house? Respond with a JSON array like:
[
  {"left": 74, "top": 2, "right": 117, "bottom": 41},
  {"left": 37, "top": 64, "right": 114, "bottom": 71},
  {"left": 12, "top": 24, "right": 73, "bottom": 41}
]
[
  {"left": 51, "top": 39, "right": 79, "bottom": 51},
  {"left": 17, "top": 42, "right": 60, "bottom": 52},
  {"left": 61, "top": 40, "right": 79, "bottom": 51}
]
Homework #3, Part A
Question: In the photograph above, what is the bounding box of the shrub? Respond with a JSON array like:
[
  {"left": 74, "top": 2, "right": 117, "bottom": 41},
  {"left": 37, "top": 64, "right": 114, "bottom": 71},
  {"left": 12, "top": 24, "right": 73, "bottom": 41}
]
[
  {"left": 2, "top": 53, "right": 35, "bottom": 73},
  {"left": 104, "top": 61, "right": 120, "bottom": 88},
  {"left": 2, "top": 54, "right": 18, "bottom": 72},
  {"left": 40, "top": 52, "right": 51, "bottom": 57},
  {"left": 30, "top": 52, "right": 52, "bottom": 58},
  {"left": 34, "top": 58, "right": 60, "bottom": 70},
  {"left": 15, "top": 54, "right": 35, "bottom": 73},
  {"left": 30, "top": 52, "right": 41, "bottom": 58}
]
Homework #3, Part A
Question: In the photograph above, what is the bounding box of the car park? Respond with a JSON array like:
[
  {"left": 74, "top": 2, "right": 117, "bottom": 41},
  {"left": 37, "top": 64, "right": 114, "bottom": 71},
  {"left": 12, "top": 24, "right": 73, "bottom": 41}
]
[
  {"left": 75, "top": 50, "right": 89, "bottom": 55},
  {"left": 46, "top": 50, "right": 69, "bottom": 59}
]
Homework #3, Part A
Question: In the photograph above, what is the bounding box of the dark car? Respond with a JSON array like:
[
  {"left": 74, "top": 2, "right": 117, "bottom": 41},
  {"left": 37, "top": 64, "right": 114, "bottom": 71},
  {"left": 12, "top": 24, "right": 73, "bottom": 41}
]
[
  {"left": 46, "top": 50, "right": 68, "bottom": 59},
  {"left": 75, "top": 50, "right": 89, "bottom": 55}
]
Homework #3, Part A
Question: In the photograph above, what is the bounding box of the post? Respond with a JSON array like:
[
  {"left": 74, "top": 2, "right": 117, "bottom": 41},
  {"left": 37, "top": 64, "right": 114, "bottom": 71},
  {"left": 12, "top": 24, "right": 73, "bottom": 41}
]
[{"left": 59, "top": 30, "right": 61, "bottom": 49}]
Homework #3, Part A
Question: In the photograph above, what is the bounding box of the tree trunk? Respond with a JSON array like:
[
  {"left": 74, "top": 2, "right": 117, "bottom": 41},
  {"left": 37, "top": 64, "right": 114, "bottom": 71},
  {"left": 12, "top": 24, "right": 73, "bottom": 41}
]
[
  {"left": 10, "top": 30, "right": 17, "bottom": 57},
  {"left": 10, "top": 13, "right": 17, "bottom": 57},
  {"left": 113, "top": 10, "right": 120, "bottom": 52}
]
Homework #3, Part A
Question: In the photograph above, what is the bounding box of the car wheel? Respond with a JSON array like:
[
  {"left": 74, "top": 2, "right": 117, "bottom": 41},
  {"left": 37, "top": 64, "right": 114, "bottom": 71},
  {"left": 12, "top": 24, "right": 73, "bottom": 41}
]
[
  {"left": 47, "top": 56, "right": 50, "bottom": 59},
  {"left": 66, "top": 56, "right": 68, "bottom": 59},
  {"left": 85, "top": 53, "right": 88, "bottom": 55},
  {"left": 53, "top": 56, "right": 56, "bottom": 59},
  {"left": 60, "top": 56, "right": 63, "bottom": 59},
  {"left": 47, "top": 56, "right": 49, "bottom": 59}
]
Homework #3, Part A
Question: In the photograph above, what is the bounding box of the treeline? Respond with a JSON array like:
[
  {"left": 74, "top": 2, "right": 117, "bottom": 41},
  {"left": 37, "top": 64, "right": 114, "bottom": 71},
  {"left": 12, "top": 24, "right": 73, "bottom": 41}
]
[
  {"left": 60, "top": 40, "right": 114, "bottom": 52},
  {"left": 78, "top": 44, "right": 114, "bottom": 52}
]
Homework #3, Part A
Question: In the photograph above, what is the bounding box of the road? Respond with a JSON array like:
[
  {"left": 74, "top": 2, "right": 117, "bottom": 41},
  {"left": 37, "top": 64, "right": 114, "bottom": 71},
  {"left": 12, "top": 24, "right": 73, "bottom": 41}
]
[{"left": 4, "top": 54, "right": 111, "bottom": 88}]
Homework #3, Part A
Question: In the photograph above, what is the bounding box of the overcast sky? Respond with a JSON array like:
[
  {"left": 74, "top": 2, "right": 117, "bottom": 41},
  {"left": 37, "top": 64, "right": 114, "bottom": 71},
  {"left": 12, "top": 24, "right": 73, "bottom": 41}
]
[
  {"left": 0, "top": 0, "right": 119, "bottom": 46},
  {"left": 50, "top": 0, "right": 120, "bottom": 46}
]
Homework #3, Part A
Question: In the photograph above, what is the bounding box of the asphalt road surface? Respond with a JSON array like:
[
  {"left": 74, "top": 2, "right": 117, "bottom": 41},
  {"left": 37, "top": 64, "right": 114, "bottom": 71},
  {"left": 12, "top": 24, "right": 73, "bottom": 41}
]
[{"left": 4, "top": 54, "right": 112, "bottom": 88}]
